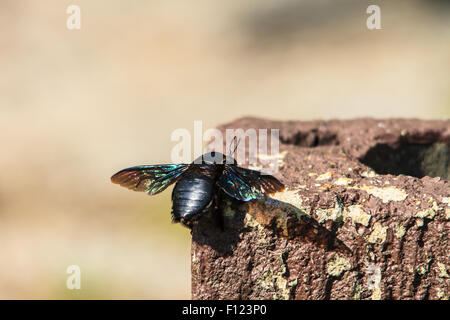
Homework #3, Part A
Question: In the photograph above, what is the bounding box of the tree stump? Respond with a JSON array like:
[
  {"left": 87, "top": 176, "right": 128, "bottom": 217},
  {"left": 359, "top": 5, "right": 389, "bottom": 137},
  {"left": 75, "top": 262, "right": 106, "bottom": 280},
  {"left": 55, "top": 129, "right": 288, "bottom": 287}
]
[{"left": 191, "top": 118, "right": 449, "bottom": 300}]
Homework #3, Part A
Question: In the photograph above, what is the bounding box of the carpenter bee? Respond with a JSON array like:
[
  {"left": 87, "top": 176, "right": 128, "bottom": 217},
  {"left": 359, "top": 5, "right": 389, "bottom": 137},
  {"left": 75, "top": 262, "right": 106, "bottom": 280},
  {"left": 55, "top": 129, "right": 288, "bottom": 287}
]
[{"left": 111, "top": 148, "right": 284, "bottom": 227}]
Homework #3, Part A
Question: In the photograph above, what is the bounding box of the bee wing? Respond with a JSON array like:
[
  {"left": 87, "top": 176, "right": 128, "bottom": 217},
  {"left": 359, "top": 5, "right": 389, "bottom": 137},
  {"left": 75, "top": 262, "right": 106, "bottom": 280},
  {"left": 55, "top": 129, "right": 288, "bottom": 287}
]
[
  {"left": 111, "top": 164, "right": 189, "bottom": 195},
  {"left": 217, "top": 165, "right": 285, "bottom": 201}
]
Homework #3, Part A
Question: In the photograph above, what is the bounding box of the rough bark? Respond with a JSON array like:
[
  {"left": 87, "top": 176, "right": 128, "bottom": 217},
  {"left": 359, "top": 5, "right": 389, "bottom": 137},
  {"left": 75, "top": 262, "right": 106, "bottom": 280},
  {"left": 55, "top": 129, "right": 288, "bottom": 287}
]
[{"left": 191, "top": 118, "right": 449, "bottom": 300}]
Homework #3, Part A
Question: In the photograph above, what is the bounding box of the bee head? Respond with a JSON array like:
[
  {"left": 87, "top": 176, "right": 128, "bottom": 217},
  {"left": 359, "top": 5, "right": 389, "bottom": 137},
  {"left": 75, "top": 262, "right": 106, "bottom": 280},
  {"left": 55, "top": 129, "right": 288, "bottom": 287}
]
[{"left": 194, "top": 152, "right": 237, "bottom": 165}]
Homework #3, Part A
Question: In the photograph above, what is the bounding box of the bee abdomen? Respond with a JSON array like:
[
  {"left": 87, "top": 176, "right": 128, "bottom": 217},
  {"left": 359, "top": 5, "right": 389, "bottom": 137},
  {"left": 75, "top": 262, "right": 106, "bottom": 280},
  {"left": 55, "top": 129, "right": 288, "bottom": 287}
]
[{"left": 171, "top": 173, "right": 214, "bottom": 223}]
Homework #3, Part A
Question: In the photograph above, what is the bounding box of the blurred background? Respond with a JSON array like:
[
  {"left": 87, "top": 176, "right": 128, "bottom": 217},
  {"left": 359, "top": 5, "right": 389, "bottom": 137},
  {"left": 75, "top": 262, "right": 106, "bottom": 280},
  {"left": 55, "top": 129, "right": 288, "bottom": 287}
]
[{"left": 0, "top": 0, "right": 449, "bottom": 299}]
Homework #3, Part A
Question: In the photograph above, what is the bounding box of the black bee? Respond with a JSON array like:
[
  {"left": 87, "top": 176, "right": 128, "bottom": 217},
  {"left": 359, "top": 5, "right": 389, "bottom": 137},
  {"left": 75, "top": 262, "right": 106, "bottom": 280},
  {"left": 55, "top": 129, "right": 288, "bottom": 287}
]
[{"left": 111, "top": 151, "right": 284, "bottom": 227}]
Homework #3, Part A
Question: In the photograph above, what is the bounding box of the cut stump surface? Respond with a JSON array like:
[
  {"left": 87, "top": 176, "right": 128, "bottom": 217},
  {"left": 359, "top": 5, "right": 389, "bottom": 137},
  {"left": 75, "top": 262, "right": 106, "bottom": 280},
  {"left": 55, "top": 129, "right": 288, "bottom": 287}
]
[{"left": 191, "top": 118, "right": 449, "bottom": 300}]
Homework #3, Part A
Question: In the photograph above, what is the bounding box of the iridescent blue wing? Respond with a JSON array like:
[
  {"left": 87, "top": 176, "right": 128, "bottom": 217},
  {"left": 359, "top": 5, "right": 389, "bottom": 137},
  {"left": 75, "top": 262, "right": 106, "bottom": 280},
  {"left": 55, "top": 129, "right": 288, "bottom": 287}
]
[
  {"left": 111, "top": 164, "right": 189, "bottom": 195},
  {"left": 217, "top": 165, "right": 285, "bottom": 201}
]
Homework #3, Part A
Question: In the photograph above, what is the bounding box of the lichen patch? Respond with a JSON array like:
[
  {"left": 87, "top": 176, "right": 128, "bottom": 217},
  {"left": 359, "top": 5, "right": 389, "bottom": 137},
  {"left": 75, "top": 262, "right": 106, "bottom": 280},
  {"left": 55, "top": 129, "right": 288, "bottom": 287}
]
[
  {"left": 256, "top": 252, "right": 297, "bottom": 300},
  {"left": 437, "top": 288, "right": 447, "bottom": 300},
  {"left": 359, "top": 185, "right": 408, "bottom": 203},
  {"left": 442, "top": 197, "right": 450, "bottom": 205},
  {"left": 415, "top": 219, "right": 424, "bottom": 227},
  {"left": 361, "top": 170, "right": 378, "bottom": 178},
  {"left": 333, "top": 177, "right": 353, "bottom": 186},
  {"left": 415, "top": 206, "right": 437, "bottom": 219},
  {"left": 394, "top": 224, "right": 406, "bottom": 239},
  {"left": 368, "top": 222, "right": 388, "bottom": 244},
  {"left": 417, "top": 260, "right": 431, "bottom": 275},
  {"left": 353, "top": 282, "right": 365, "bottom": 300},
  {"left": 245, "top": 213, "right": 268, "bottom": 244},
  {"left": 316, "top": 208, "right": 337, "bottom": 223},
  {"left": 437, "top": 262, "right": 449, "bottom": 278},
  {"left": 327, "top": 254, "right": 351, "bottom": 277},
  {"left": 343, "top": 205, "right": 371, "bottom": 227},
  {"left": 316, "top": 171, "right": 334, "bottom": 181}
]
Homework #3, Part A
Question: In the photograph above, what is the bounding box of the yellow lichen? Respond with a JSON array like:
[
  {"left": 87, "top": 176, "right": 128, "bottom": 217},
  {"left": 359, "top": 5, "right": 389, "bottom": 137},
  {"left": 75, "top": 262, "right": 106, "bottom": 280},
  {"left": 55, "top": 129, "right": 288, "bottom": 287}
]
[
  {"left": 315, "top": 198, "right": 346, "bottom": 223},
  {"left": 274, "top": 278, "right": 298, "bottom": 300},
  {"left": 353, "top": 283, "right": 365, "bottom": 300},
  {"left": 316, "top": 207, "right": 342, "bottom": 223},
  {"left": 333, "top": 177, "right": 353, "bottom": 186},
  {"left": 437, "top": 288, "right": 447, "bottom": 300},
  {"left": 437, "top": 262, "right": 449, "bottom": 278},
  {"left": 415, "top": 205, "right": 437, "bottom": 219},
  {"left": 394, "top": 224, "right": 406, "bottom": 239},
  {"left": 316, "top": 171, "right": 334, "bottom": 181},
  {"left": 371, "top": 288, "right": 382, "bottom": 300},
  {"left": 327, "top": 254, "right": 351, "bottom": 277},
  {"left": 415, "top": 219, "right": 424, "bottom": 227},
  {"left": 245, "top": 213, "right": 268, "bottom": 244},
  {"left": 433, "top": 201, "right": 440, "bottom": 211},
  {"left": 416, "top": 259, "right": 432, "bottom": 276},
  {"left": 368, "top": 222, "right": 388, "bottom": 244},
  {"left": 360, "top": 185, "right": 408, "bottom": 203},
  {"left": 191, "top": 253, "right": 200, "bottom": 273},
  {"left": 417, "top": 264, "right": 428, "bottom": 275},
  {"left": 256, "top": 253, "right": 296, "bottom": 300},
  {"left": 361, "top": 171, "right": 378, "bottom": 178},
  {"left": 343, "top": 205, "right": 371, "bottom": 227}
]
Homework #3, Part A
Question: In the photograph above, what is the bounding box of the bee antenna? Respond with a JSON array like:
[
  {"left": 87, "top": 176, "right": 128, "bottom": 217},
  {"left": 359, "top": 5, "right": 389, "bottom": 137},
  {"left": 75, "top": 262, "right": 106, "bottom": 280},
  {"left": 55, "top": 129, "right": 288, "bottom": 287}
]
[
  {"left": 228, "top": 136, "right": 236, "bottom": 156},
  {"left": 229, "top": 137, "right": 241, "bottom": 156}
]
